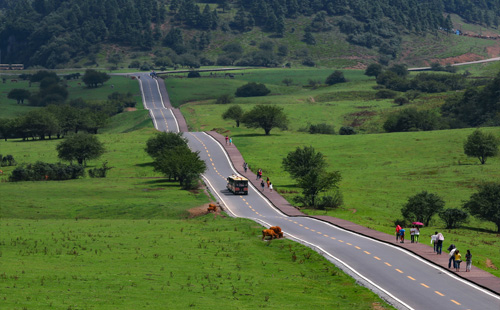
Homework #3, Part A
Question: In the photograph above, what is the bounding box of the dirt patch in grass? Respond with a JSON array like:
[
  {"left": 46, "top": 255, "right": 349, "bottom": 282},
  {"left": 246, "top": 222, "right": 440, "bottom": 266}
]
[
  {"left": 346, "top": 110, "right": 377, "bottom": 127},
  {"left": 430, "top": 53, "right": 483, "bottom": 65},
  {"left": 486, "top": 258, "right": 498, "bottom": 270},
  {"left": 187, "top": 203, "right": 224, "bottom": 218},
  {"left": 124, "top": 107, "right": 137, "bottom": 112},
  {"left": 486, "top": 45, "right": 500, "bottom": 57}
]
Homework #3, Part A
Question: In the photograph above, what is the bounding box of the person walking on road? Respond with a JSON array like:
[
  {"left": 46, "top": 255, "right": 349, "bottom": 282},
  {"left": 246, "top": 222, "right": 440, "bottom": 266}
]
[
  {"left": 225, "top": 135, "right": 229, "bottom": 145},
  {"left": 229, "top": 137, "right": 232, "bottom": 145},
  {"left": 396, "top": 225, "right": 402, "bottom": 242},
  {"left": 414, "top": 226, "right": 420, "bottom": 243},
  {"left": 454, "top": 250, "right": 462, "bottom": 272},
  {"left": 266, "top": 177, "right": 270, "bottom": 188},
  {"left": 436, "top": 232, "right": 444, "bottom": 254},
  {"left": 448, "top": 244, "right": 456, "bottom": 269},
  {"left": 465, "top": 250, "right": 472, "bottom": 272},
  {"left": 269, "top": 182, "right": 273, "bottom": 192},
  {"left": 260, "top": 180, "right": 265, "bottom": 192},
  {"left": 243, "top": 162, "right": 248, "bottom": 173},
  {"left": 431, "top": 232, "right": 438, "bottom": 252},
  {"left": 399, "top": 227, "right": 405, "bottom": 243},
  {"left": 410, "top": 226, "right": 416, "bottom": 243},
  {"left": 256, "top": 169, "right": 262, "bottom": 180}
]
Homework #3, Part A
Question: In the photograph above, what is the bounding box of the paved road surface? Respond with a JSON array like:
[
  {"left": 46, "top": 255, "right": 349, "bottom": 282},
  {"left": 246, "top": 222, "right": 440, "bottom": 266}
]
[{"left": 138, "top": 76, "right": 500, "bottom": 310}]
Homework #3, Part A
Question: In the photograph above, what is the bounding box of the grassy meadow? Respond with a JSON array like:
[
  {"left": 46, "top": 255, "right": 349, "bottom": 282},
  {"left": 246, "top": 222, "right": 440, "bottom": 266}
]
[
  {"left": 172, "top": 67, "right": 500, "bottom": 277},
  {"left": 0, "top": 76, "right": 394, "bottom": 308}
]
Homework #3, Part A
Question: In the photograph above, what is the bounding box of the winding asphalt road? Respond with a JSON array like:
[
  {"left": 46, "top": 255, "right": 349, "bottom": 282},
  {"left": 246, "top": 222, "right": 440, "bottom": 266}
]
[{"left": 137, "top": 73, "right": 500, "bottom": 310}]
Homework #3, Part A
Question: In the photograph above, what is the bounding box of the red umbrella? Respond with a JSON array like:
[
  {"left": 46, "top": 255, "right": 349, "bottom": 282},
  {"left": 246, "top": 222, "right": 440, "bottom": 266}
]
[{"left": 412, "top": 221, "right": 424, "bottom": 226}]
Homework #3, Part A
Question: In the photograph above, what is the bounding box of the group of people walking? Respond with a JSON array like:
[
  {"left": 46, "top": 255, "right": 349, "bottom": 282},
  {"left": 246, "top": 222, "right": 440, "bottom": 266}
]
[
  {"left": 225, "top": 135, "right": 233, "bottom": 146},
  {"left": 396, "top": 227, "right": 473, "bottom": 272},
  {"left": 258, "top": 173, "right": 273, "bottom": 192}
]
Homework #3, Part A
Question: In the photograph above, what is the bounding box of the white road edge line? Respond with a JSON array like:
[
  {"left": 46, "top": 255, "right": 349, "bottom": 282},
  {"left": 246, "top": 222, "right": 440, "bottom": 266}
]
[{"left": 197, "top": 132, "right": 500, "bottom": 302}]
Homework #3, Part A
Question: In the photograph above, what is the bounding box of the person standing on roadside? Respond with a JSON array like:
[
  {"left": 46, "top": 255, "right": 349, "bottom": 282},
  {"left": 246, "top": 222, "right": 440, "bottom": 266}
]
[
  {"left": 414, "top": 226, "right": 420, "bottom": 243},
  {"left": 225, "top": 135, "right": 229, "bottom": 145},
  {"left": 454, "top": 250, "right": 462, "bottom": 272},
  {"left": 436, "top": 232, "right": 444, "bottom": 254},
  {"left": 465, "top": 250, "right": 472, "bottom": 272},
  {"left": 269, "top": 182, "right": 273, "bottom": 192},
  {"left": 266, "top": 177, "right": 270, "bottom": 188},
  {"left": 243, "top": 162, "right": 248, "bottom": 173},
  {"left": 410, "top": 226, "right": 416, "bottom": 243},
  {"left": 229, "top": 137, "right": 232, "bottom": 145},
  {"left": 260, "top": 180, "right": 265, "bottom": 192},
  {"left": 448, "top": 244, "right": 456, "bottom": 269}
]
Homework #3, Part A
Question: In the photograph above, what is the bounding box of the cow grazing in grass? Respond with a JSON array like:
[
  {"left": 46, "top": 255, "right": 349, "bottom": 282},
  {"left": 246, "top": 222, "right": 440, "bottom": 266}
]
[
  {"left": 262, "top": 229, "right": 278, "bottom": 240},
  {"left": 207, "top": 203, "right": 218, "bottom": 213},
  {"left": 269, "top": 226, "right": 283, "bottom": 238}
]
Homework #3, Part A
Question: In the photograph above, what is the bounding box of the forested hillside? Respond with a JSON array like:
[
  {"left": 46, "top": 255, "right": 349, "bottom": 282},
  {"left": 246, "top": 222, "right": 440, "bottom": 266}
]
[{"left": 1, "top": 0, "right": 500, "bottom": 68}]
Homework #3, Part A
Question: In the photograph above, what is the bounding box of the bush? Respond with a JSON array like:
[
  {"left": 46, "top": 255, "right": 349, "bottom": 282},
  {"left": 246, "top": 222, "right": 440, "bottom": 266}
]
[
  {"left": 9, "top": 161, "right": 84, "bottom": 182},
  {"left": 302, "top": 57, "right": 315, "bottom": 67},
  {"left": 187, "top": 71, "right": 201, "bottom": 78},
  {"left": 325, "top": 71, "right": 347, "bottom": 85},
  {"left": 394, "top": 97, "right": 409, "bottom": 105},
  {"left": 0, "top": 155, "right": 16, "bottom": 167},
  {"left": 375, "top": 89, "right": 398, "bottom": 99},
  {"left": 235, "top": 82, "right": 270, "bottom": 97},
  {"left": 384, "top": 108, "right": 441, "bottom": 132},
  {"left": 215, "top": 94, "right": 234, "bottom": 104},
  {"left": 309, "top": 123, "right": 335, "bottom": 134},
  {"left": 315, "top": 191, "right": 343, "bottom": 210},
  {"left": 88, "top": 161, "right": 112, "bottom": 178},
  {"left": 339, "top": 126, "right": 356, "bottom": 135}
]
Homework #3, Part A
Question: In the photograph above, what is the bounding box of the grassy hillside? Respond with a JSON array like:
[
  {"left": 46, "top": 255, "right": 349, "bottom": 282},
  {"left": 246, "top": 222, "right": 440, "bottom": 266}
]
[{"left": 172, "top": 67, "right": 500, "bottom": 277}]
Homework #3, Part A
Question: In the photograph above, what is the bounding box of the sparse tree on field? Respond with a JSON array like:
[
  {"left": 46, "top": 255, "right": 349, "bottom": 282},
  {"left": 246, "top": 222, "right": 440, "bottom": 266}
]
[
  {"left": 8, "top": 89, "right": 31, "bottom": 104},
  {"left": 464, "top": 182, "right": 500, "bottom": 233},
  {"left": 282, "top": 78, "right": 293, "bottom": 86},
  {"left": 222, "top": 105, "right": 244, "bottom": 127},
  {"left": 145, "top": 132, "right": 188, "bottom": 160},
  {"left": 401, "top": 191, "right": 445, "bottom": 226},
  {"left": 56, "top": 133, "right": 105, "bottom": 166},
  {"left": 242, "top": 105, "right": 288, "bottom": 135},
  {"left": 439, "top": 208, "right": 469, "bottom": 229},
  {"left": 463, "top": 129, "right": 499, "bottom": 164}
]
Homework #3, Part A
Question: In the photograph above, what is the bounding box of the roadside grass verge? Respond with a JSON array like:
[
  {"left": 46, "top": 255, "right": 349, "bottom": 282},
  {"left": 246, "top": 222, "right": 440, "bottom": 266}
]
[{"left": 0, "top": 217, "right": 393, "bottom": 309}]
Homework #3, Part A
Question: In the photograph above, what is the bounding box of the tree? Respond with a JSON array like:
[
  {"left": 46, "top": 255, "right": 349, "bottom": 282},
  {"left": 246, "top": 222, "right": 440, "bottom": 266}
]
[
  {"left": 463, "top": 129, "right": 499, "bottom": 164},
  {"left": 464, "top": 182, "right": 500, "bottom": 232},
  {"left": 325, "top": 70, "right": 347, "bottom": 85},
  {"left": 303, "top": 31, "right": 316, "bottom": 45},
  {"left": 365, "top": 64, "right": 383, "bottom": 77},
  {"left": 295, "top": 169, "right": 342, "bottom": 207},
  {"left": 215, "top": 94, "right": 233, "bottom": 105},
  {"left": 282, "top": 146, "right": 327, "bottom": 180},
  {"left": 8, "top": 89, "right": 31, "bottom": 104},
  {"left": 242, "top": 105, "right": 288, "bottom": 135},
  {"left": 439, "top": 208, "right": 469, "bottom": 229},
  {"left": 82, "top": 69, "right": 110, "bottom": 88},
  {"left": 145, "top": 132, "right": 188, "bottom": 160},
  {"left": 235, "top": 82, "right": 270, "bottom": 97},
  {"left": 401, "top": 191, "right": 445, "bottom": 226},
  {"left": 153, "top": 145, "right": 206, "bottom": 189},
  {"left": 222, "top": 105, "right": 244, "bottom": 127},
  {"left": 107, "top": 53, "right": 123, "bottom": 69},
  {"left": 56, "top": 133, "right": 105, "bottom": 166},
  {"left": 282, "top": 78, "right": 293, "bottom": 86}
]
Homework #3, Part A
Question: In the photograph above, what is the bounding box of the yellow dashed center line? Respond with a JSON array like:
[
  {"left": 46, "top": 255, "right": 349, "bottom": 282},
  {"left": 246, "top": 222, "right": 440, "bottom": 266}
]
[
  {"left": 346, "top": 242, "right": 352, "bottom": 245},
  {"left": 299, "top": 224, "right": 303, "bottom": 226},
  {"left": 407, "top": 276, "right": 415, "bottom": 281},
  {"left": 395, "top": 269, "right": 403, "bottom": 273},
  {"left": 450, "top": 300, "right": 461, "bottom": 305},
  {"left": 310, "top": 229, "right": 316, "bottom": 232},
  {"left": 374, "top": 256, "right": 381, "bottom": 260},
  {"left": 316, "top": 231, "right": 322, "bottom": 234},
  {"left": 364, "top": 251, "right": 371, "bottom": 255},
  {"left": 385, "top": 262, "right": 392, "bottom": 266},
  {"left": 339, "top": 240, "right": 344, "bottom": 243},
  {"left": 304, "top": 227, "right": 309, "bottom": 230},
  {"left": 355, "top": 246, "right": 361, "bottom": 250},
  {"left": 420, "top": 283, "right": 429, "bottom": 288},
  {"left": 331, "top": 237, "right": 336, "bottom": 240},
  {"left": 323, "top": 235, "right": 329, "bottom": 237},
  {"left": 435, "top": 291, "right": 445, "bottom": 297}
]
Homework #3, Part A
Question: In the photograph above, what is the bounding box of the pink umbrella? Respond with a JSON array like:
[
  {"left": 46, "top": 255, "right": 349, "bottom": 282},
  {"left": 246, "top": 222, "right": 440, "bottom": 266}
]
[{"left": 412, "top": 221, "right": 424, "bottom": 226}]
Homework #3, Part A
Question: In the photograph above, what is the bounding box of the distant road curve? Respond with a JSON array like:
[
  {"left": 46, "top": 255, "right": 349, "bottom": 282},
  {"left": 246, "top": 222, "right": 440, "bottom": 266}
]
[{"left": 408, "top": 56, "right": 500, "bottom": 71}]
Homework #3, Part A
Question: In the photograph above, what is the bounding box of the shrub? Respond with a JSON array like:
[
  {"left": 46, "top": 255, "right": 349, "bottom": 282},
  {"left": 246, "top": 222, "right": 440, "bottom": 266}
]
[
  {"left": 309, "top": 123, "right": 335, "bottom": 134},
  {"left": 375, "top": 89, "right": 398, "bottom": 99},
  {"left": 383, "top": 108, "right": 441, "bottom": 132},
  {"left": 235, "top": 82, "right": 270, "bottom": 97},
  {"left": 9, "top": 161, "right": 84, "bottom": 182},
  {"left": 187, "top": 71, "right": 201, "bottom": 78},
  {"left": 394, "top": 97, "right": 409, "bottom": 105},
  {"left": 88, "top": 161, "right": 112, "bottom": 178},
  {"left": 339, "top": 126, "right": 356, "bottom": 135},
  {"left": 302, "top": 57, "right": 315, "bottom": 67},
  {"left": 215, "top": 94, "right": 234, "bottom": 104},
  {"left": 325, "top": 71, "right": 347, "bottom": 85}
]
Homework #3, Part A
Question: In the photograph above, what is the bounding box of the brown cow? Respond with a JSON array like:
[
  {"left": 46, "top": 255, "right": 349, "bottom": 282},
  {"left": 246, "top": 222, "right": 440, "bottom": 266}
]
[
  {"left": 262, "top": 229, "right": 278, "bottom": 240},
  {"left": 207, "top": 203, "right": 218, "bottom": 213},
  {"left": 269, "top": 226, "right": 283, "bottom": 238}
]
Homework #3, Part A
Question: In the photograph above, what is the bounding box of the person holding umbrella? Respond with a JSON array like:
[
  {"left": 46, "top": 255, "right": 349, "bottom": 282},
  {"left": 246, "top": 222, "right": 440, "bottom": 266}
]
[{"left": 412, "top": 222, "right": 423, "bottom": 243}]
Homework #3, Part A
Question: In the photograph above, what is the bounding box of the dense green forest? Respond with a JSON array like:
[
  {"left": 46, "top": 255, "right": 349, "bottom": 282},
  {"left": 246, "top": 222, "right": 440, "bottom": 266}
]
[{"left": 1, "top": 0, "right": 500, "bottom": 68}]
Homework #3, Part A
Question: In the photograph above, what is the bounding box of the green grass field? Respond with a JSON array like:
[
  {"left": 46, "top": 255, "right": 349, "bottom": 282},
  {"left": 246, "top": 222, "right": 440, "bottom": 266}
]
[
  {"left": 171, "top": 67, "right": 500, "bottom": 278},
  {"left": 0, "top": 83, "right": 393, "bottom": 308}
]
